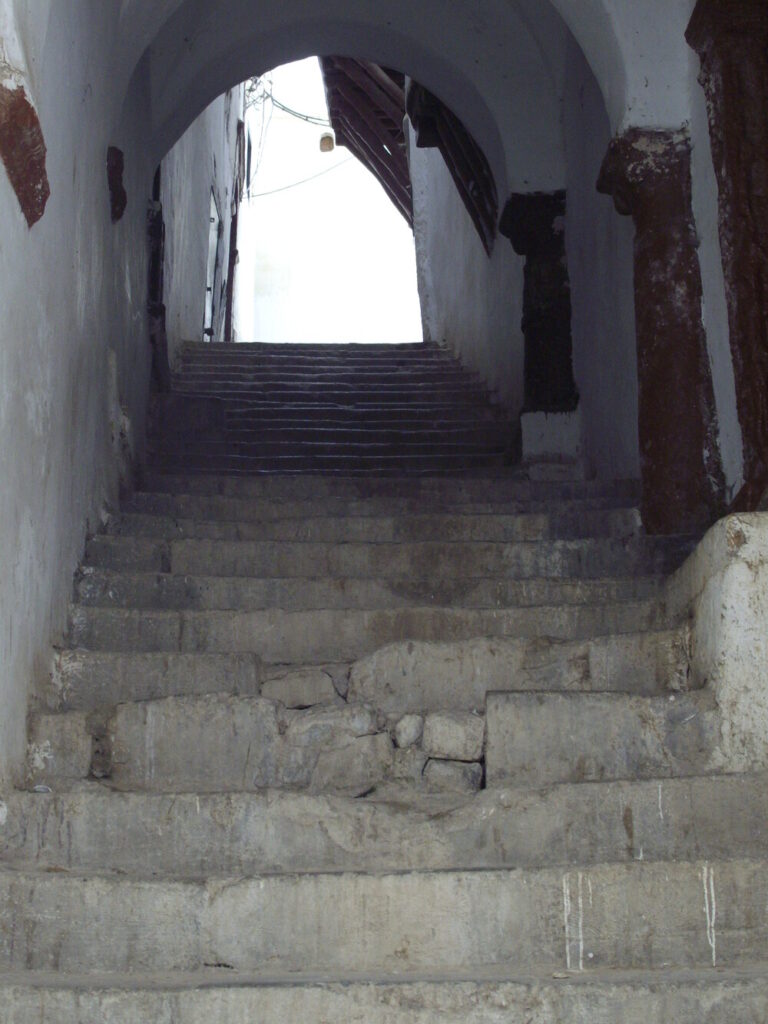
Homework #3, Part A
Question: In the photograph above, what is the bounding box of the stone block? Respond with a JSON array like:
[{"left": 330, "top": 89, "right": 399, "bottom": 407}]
[
  {"left": 424, "top": 759, "right": 483, "bottom": 793},
  {"left": 394, "top": 713, "right": 424, "bottom": 748},
  {"left": 422, "top": 712, "right": 485, "bottom": 761}
]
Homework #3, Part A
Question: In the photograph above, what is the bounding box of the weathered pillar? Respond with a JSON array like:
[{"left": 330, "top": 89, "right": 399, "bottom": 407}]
[
  {"left": 687, "top": 0, "right": 768, "bottom": 509},
  {"left": 597, "top": 129, "right": 725, "bottom": 534},
  {"left": 500, "top": 192, "right": 578, "bottom": 413}
]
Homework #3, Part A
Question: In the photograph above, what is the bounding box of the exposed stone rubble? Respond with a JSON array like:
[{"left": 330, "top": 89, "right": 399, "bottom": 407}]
[{"left": 2, "top": 341, "right": 768, "bottom": 1019}]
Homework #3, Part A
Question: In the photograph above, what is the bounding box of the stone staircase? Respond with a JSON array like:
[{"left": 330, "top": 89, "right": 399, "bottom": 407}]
[{"left": 2, "top": 341, "right": 767, "bottom": 1021}]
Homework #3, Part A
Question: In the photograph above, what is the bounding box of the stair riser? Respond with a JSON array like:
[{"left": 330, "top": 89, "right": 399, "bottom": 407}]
[
  {"left": 67, "top": 604, "right": 662, "bottom": 660},
  {"left": 28, "top": 688, "right": 710, "bottom": 793},
  {"left": 109, "top": 509, "right": 642, "bottom": 544},
  {"left": 75, "top": 569, "right": 659, "bottom": 614},
  {"left": 149, "top": 441, "right": 510, "bottom": 459},
  {"left": 47, "top": 625, "right": 674, "bottom": 712},
  {"left": 0, "top": 861, "right": 763, "bottom": 973},
  {"left": 125, "top": 492, "right": 643, "bottom": 521},
  {"left": 139, "top": 473, "right": 641, "bottom": 502},
  {"left": 3, "top": 977, "right": 766, "bottom": 1024},
  {"left": 4, "top": 776, "right": 765, "bottom": 877},
  {"left": 210, "top": 428, "right": 513, "bottom": 444},
  {"left": 147, "top": 455, "right": 509, "bottom": 475},
  {"left": 84, "top": 536, "right": 686, "bottom": 580}
]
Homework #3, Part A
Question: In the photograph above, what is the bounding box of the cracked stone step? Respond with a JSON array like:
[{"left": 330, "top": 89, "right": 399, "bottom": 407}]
[
  {"left": 138, "top": 473, "right": 641, "bottom": 502},
  {"left": 75, "top": 568, "right": 661, "bottom": 614},
  {"left": 485, "top": 690, "right": 719, "bottom": 787},
  {"left": 66, "top": 602, "right": 664, "bottom": 660},
  {"left": 0, "top": 859, "right": 762, "bottom": 974},
  {"left": 83, "top": 535, "right": 689, "bottom": 580},
  {"left": 3, "top": 774, "right": 766, "bottom": 878},
  {"left": 1, "top": 969, "right": 767, "bottom": 1024},
  {"left": 27, "top": 696, "right": 398, "bottom": 795},
  {"left": 44, "top": 627, "right": 678, "bottom": 712},
  {"left": 107, "top": 507, "right": 642, "bottom": 543}
]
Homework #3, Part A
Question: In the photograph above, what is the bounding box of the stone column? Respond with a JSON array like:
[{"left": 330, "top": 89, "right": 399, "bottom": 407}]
[
  {"left": 500, "top": 192, "right": 578, "bottom": 413},
  {"left": 687, "top": 0, "right": 768, "bottom": 509},
  {"left": 598, "top": 129, "right": 725, "bottom": 535}
]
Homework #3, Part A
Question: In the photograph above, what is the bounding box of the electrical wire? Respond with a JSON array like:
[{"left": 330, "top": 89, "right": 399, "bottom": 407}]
[
  {"left": 267, "top": 92, "right": 332, "bottom": 127},
  {"left": 244, "top": 157, "right": 355, "bottom": 199}
]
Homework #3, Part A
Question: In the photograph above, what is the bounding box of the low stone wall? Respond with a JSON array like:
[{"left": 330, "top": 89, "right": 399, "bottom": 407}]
[{"left": 665, "top": 512, "right": 768, "bottom": 771}]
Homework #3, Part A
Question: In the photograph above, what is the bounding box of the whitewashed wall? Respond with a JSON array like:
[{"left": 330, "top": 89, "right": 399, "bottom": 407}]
[
  {"left": 0, "top": 0, "right": 152, "bottom": 784},
  {"left": 563, "top": 35, "right": 640, "bottom": 481},
  {"left": 162, "top": 87, "right": 243, "bottom": 363},
  {"left": 409, "top": 128, "right": 526, "bottom": 413}
]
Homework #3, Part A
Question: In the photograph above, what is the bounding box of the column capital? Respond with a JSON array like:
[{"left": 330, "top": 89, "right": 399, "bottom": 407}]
[
  {"left": 499, "top": 191, "right": 566, "bottom": 257},
  {"left": 597, "top": 129, "right": 692, "bottom": 221}
]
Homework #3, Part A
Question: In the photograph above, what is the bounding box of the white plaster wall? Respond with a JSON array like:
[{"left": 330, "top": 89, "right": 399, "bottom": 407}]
[
  {"left": 162, "top": 87, "right": 243, "bottom": 363},
  {"left": 563, "top": 36, "right": 640, "bottom": 481},
  {"left": 0, "top": 0, "right": 153, "bottom": 785},
  {"left": 687, "top": 53, "right": 744, "bottom": 499},
  {"left": 409, "top": 126, "right": 525, "bottom": 412}
]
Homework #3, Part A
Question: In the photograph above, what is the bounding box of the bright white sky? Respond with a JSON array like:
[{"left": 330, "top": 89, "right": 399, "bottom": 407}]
[{"left": 235, "top": 58, "right": 423, "bottom": 344}]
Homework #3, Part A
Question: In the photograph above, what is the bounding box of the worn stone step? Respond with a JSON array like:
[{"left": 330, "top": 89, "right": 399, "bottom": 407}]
[
  {"left": 0, "top": 859, "right": 762, "bottom": 973},
  {"left": 223, "top": 407, "right": 508, "bottom": 426},
  {"left": 46, "top": 650, "right": 266, "bottom": 710},
  {"left": 2, "top": 969, "right": 767, "bottom": 1024},
  {"left": 83, "top": 533, "right": 688, "bottom": 580},
  {"left": 28, "top": 696, "right": 401, "bottom": 795},
  {"left": 347, "top": 630, "right": 688, "bottom": 711},
  {"left": 125, "top": 490, "right": 643, "bottom": 522},
  {"left": 66, "top": 603, "right": 664, "bottom": 659},
  {"left": 44, "top": 627, "right": 676, "bottom": 712},
  {"left": 150, "top": 439, "right": 510, "bottom": 459},
  {"left": 3, "top": 774, "right": 765, "bottom": 878},
  {"left": 173, "top": 383, "right": 495, "bottom": 402},
  {"left": 75, "top": 567, "right": 660, "bottom": 614},
  {"left": 138, "top": 472, "right": 641, "bottom": 503},
  {"left": 108, "top": 507, "right": 642, "bottom": 543},
  {"left": 174, "top": 368, "right": 481, "bottom": 385},
  {"left": 485, "top": 690, "right": 718, "bottom": 787},
  {"left": 147, "top": 452, "right": 510, "bottom": 476},
  {"left": 213, "top": 426, "right": 513, "bottom": 445}
]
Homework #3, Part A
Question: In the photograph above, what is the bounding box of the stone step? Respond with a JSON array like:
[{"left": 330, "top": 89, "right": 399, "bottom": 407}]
[
  {"left": 75, "top": 567, "right": 660, "bottom": 613},
  {"left": 173, "top": 368, "right": 482, "bottom": 385},
  {"left": 125, "top": 490, "right": 643, "bottom": 522},
  {"left": 172, "top": 384, "right": 496, "bottom": 402},
  {"left": 138, "top": 472, "right": 641, "bottom": 503},
  {"left": 212, "top": 425, "right": 514, "bottom": 445},
  {"left": 28, "top": 697, "right": 402, "bottom": 795},
  {"left": 66, "top": 603, "right": 664, "bottom": 660},
  {"left": 44, "top": 627, "right": 678, "bottom": 712},
  {"left": 2, "top": 968, "right": 767, "bottom": 1024},
  {"left": 485, "top": 690, "right": 718, "bottom": 787},
  {"left": 0, "top": 858, "right": 762, "bottom": 973},
  {"left": 108, "top": 507, "right": 642, "bottom": 543},
  {"left": 150, "top": 439, "right": 511, "bottom": 458},
  {"left": 83, "top": 534, "right": 687, "bottom": 580},
  {"left": 3, "top": 774, "right": 764, "bottom": 878},
  {"left": 182, "top": 341, "right": 434, "bottom": 354},
  {"left": 222, "top": 407, "right": 507, "bottom": 426},
  {"left": 147, "top": 452, "right": 510, "bottom": 476},
  {"left": 27, "top": 688, "right": 713, "bottom": 793}
]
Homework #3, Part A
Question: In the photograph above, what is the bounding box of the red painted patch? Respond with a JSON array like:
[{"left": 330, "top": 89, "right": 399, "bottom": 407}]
[{"left": 0, "top": 84, "right": 50, "bottom": 227}]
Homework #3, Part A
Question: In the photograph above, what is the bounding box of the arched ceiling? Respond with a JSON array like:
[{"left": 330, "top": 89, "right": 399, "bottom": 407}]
[{"left": 116, "top": 0, "right": 696, "bottom": 198}]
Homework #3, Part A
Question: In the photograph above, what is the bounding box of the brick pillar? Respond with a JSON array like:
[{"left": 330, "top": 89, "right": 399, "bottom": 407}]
[
  {"left": 598, "top": 129, "right": 725, "bottom": 535},
  {"left": 500, "top": 192, "right": 578, "bottom": 413},
  {"left": 687, "top": 0, "right": 768, "bottom": 510}
]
